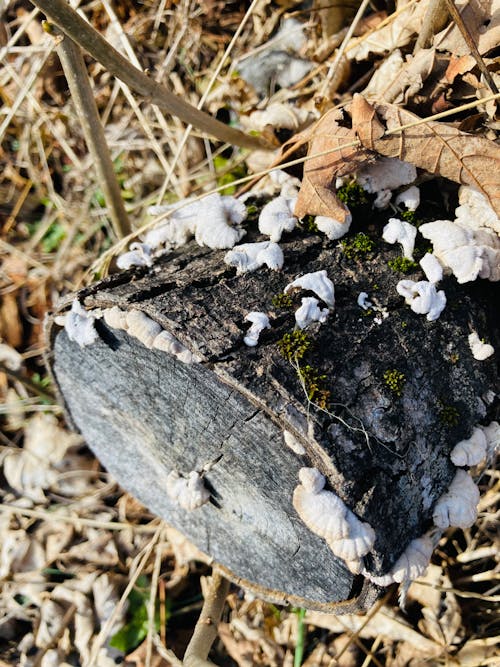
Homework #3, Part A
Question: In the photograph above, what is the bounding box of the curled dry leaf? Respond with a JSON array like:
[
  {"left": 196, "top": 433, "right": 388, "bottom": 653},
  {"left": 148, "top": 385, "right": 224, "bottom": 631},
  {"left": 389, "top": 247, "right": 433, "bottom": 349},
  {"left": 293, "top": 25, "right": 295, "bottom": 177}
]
[
  {"left": 351, "top": 94, "right": 500, "bottom": 217},
  {"left": 288, "top": 94, "right": 500, "bottom": 222}
]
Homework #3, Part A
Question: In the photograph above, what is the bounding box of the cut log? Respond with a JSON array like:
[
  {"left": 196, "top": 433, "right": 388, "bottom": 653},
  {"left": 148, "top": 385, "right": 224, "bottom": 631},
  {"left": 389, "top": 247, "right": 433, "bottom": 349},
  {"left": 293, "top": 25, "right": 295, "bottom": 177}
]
[{"left": 45, "top": 226, "right": 498, "bottom": 613}]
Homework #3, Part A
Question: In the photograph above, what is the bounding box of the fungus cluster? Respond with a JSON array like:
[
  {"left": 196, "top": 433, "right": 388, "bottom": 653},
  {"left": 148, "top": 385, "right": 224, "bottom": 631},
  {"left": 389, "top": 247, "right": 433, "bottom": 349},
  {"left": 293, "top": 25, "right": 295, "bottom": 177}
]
[
  {"left": 382, "top": 218, "right": 417, "bottom": 260},
  {"left": 284, "top": 270, "right": 335, "bottom": 308},
  {"left": 364, "top": 534, "right": 434, "bottom": 587},
  {"left": 450, "top": 426, "right": 487, "bottom": 467},
  {"left": 166, "top": 470, "right": 210, "bottom": 511},
  {"left": 224, "top": 241, "right": 284, "bottom": 274},
  {"left": 432, "top": 469, "right": 480, "bottom": 530},
  {"left": 468, "top": 332, "right": 494, "bottom": 361},
  {"left": 57, "top": 300, "right": 200, "bottom": 364},
  {"left": 143, "top": 193, "right": 248, "bottom": 252},
  {"left": 293, "top": 468, "right": 375, "bottom": 574},
  {"left": 396, "top": 280, "right": 446, "bottom": 321}
]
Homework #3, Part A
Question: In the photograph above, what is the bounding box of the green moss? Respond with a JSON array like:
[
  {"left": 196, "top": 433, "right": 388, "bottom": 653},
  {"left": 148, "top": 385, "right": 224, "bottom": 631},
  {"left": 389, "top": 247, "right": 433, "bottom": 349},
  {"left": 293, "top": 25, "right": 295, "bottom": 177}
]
[
  {"left": 337, "top": 181, "right": 368, "bottom": 207},
  {"left": 388, "top": 256, "right": 419, "bottom": 274},
  {"left": 341, "top": 232, "right": 376, "bottom": 260},
  {"left": 298, "top": 365, "right": 331, "bottom": 409},
  {"left": 438, "top": 402, "right": 460, "bottom": 427},
  {"left": 298, "top": 215, "right": 318, "bottom": 233},
  {"left": 272, "top": 292, "right": 294, "bottom": 310},
  {"left": 400, "top": 209, "right": 417, "bottom": 223},
  {"left": 383, "top": 369, "right": 406, "bottom": 397},
  {"left": 278, "top": 330, "right": 312, "bottom": 362}
]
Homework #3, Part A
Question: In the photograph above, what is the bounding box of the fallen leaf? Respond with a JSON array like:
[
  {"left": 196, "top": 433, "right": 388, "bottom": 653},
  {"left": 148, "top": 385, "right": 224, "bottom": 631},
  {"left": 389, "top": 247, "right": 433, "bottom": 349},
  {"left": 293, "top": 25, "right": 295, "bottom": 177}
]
[
  {"left": 286, "top": 108, "right": 371, "bottom": 221},
  {"left": 433, "top": 0, "right": 500, "bottom": 56},
  {"left": 363, "top": 48, "right": 436, "bottom": 104},
  {"left": 351, "top": 94, "right": 500, "bottom": 216}
]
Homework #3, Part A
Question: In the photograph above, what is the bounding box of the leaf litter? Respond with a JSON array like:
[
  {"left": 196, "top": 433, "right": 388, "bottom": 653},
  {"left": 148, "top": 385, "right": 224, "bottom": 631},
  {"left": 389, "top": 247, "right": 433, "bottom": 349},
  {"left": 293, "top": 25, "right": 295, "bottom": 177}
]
[{"left": 1, "top": 0, "right": 499, "bottom": 665}]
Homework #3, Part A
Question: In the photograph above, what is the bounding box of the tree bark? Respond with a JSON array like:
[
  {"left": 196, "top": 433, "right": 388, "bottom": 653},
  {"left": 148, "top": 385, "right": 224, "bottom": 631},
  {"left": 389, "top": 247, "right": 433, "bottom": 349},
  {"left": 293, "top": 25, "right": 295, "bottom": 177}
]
[{"left": 46, "top": 224, "right": 498, "bottom": 613}]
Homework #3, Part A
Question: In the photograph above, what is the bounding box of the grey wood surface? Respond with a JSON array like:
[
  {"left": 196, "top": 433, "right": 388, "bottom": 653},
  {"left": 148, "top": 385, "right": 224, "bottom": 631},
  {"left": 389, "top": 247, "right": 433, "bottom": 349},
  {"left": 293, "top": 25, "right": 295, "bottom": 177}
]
[{"left": 46, "top": 224, "right": 499, "bottom": 612}]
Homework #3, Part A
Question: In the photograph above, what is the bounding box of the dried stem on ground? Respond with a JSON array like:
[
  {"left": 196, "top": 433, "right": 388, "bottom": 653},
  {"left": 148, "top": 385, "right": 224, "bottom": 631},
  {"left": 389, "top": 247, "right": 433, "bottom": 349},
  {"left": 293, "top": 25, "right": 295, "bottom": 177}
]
[
  {"left": 416, "top": 0, "right": 449, "bottom": 49},
  {"left": 52, "top": 27, "right": 132, "bottom": 239},
  {"left": 29, "top": 0, "right": 271, "bottom": 151},
  {"left": 183, "top": 571, "right": 231, "bottom": 667}
]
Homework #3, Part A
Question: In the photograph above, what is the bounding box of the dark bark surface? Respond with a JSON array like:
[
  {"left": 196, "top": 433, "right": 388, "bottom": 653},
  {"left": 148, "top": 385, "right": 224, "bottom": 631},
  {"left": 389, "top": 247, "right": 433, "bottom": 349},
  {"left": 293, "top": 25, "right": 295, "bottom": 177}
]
[{"left": 46, "top": 219, "right": 499, "bottom": 613}]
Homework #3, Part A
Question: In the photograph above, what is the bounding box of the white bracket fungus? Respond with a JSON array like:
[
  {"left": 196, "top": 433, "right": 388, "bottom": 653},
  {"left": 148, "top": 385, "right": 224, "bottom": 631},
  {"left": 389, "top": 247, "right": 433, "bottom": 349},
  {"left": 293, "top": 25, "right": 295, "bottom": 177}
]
[
  {"left": 419, "top": 253, "right": 443, "bottom": 284},
  {"left": 382, "top": 218, "right": 417, "bottom": 260},
  {"left": 153, "top": 330, "right": 200, "bottom": 364},
  {"left": 364, "top": 533, "right": 434, "bottom": 586},
  {"left": 357, "top": 292, "right": 372, "bottom": 310},
  {"left": 224, "top": 241, "right": 284, "bottom": 274},
  {"left": 116, "top": 242, "right": 153, "bottom": 270},
  {"left": 432, "top": 469, "right": 480, "bottom": 530},
  {"left": 269, "top": 169, "right": 302, "bottom": 199},
  {"left": 294, "top": 297, "right": 329, "bottom": 329},
  {"left": 59, "top": 300, "right": 99, "bottom": 348},
  {"left": 258, "top": 195, "right": 298, "bottom": 242},
  {"left": 283, "top": 430, "right": 306, "bottom": 456},
  {"left": 396, "top": 280, "right": 446, "bottom": 321},
  {"left": 293, "top": 468, "right": 375, "bottom": 574},
  {"left": 315, "top": 214, "right": 352, "bottom": 240},
  {"left": 394, "top": 185, "right": 420, "bottom": 212},
  {"left": 481, "top": 421, "right": 500, "bottom": 457},
  {"left": 166, "top": 470, "right": 210, "bottom": 511},
  {"left": 145, "top": 193, "right": 247, "bottom": 251},
  {"left": 456, "top": 185, "right": 499, "bottom": 235},
  {"left": 126, "top": 310, "right": 162, "bottom": 349},
  {"left": 103, "top": 306, "right": 129, "bottom": 331},
  {"left": 284, "top": 270, "right": 335, "bottom": 308},
  {"left": 356, "top": 157, "right": 417, "bottom": 209},
  {"left": 468, "top": 332, "right": 494, "bottom": 361},
  {"left": 450, "top": 426, "right": 487, "bottom": 467},
  {"left": 243, "top": 312, "right": 271, "bottom": 347}
]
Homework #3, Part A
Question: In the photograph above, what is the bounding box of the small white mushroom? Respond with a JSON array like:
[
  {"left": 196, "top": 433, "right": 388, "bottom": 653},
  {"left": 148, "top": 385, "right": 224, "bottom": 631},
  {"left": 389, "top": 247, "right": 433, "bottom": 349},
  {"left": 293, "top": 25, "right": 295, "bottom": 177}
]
[
  {"left": 293, "top": 468, "right": 375, "bottom": 573},
  {"left": 243, "top": 312, "right": 271, "bottom": 347},
  {"left": 455, "top": 185, "right": 499, "bottom": 235},
  {"left": 126, "top": 310, "right": 162, "bottom": 349},
  {"left": 283, "top": 430, "right": 306, "bottom": 455},
  {"left": 419, "top": 253, "right": 443, "bottom": 284},
  {"left": 221, "top": 196, "right": 248, "bottom": 225},
  {"left": 365, "top": 534, "right": 434, "bottom": 586},
  {"left": 166, "top": 470, "right": 210, "bottom": 511},
  {"left": 468, "top": 332, "right": 494, "bottom": 361},
  {"left": 480, "top": 421, "right": 499, "bottom": 457},
  {"left": 357, "top": 292, "right": 372, "bottom": 310},
  {"left": 396, "top": 280, "right": 446, "bottom": 321},
  {"left": 294, "top": 297, "right": 329, "bottom": 329},
  {"left": 356, "top": 157, "right": 417, "bottom": 193},
  {"left": 419, "top": 220, "right": 473, "bottom": 254},
  {"left": 152, "top": 330, "right": 200, "bottom": 364},
  {"left": 269, "top": 169, "right": 302, "bottom": 198},
  {"left": 103, "top": 306, "right": 129, "bottom": 331},
  {"left": 284, "top": 270, "right": 335, "bottom": 308},
  {"left": 258, "top": 196, "right": 297, "bottom": 242},
  {"left": 194, "top": 196, "right": 246, "bottom": 249},
  {"left": 432, "top": 469, "right": 480, "bottom": 529},
  {"left": 395, "top": 185, "right": 420, "bottom": 212},
  {"left": 224, "top": 241, "right": 284, "bottom": 274},
  {"left": 116, "top": 242, "right": 153, "bottom": 270},
  {"left": 373, "top": 189, "right": 392, "bottom": 210},
  {"left": 450, "top": 427, "right": 488, "bottom": 467},
  {"left": 382, "top": 218, "right": 417, "bottom": 260},
  {"left": 315, "top": 214, "right": 352, "bottom": 240},
  {"left": 63, "top": 300, "right": 99, "bottom": 347}
]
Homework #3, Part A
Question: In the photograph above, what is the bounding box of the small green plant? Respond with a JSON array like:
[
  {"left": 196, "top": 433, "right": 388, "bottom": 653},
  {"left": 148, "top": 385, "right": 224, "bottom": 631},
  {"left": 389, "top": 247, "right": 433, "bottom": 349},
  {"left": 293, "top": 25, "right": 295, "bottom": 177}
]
[
  {"left": 388, "top": 256, "right": 419, "bottom": 274},
  {"left": 337, "top": 180, "right": 368, "bottom": 207},
  {"left": 278, "top": 330, "right": 312, "bottom": 362},
  {"left": 214, "top": 155, "right": 247, "bottom": 195},
  {"left": 383, "top": 369, "right": 406, "bottom": 397},
  {"left": 438, "top": 402, "right": 460, "bottom": 427},
  {"left": 272, "top": 292, "right": 294, "bottom": 310},
  {"left": 298, "top": 215, "right": 318, "bottom": 233},
  {"left": 341, "top": 232, "right": 376, "bottom": 260},
  {"left": 110, "top": 575, "right": 162, "bottom": 653},
  {"left": 400, "top": 209, "right": 417, "bottom": 223},
  {"left": 298, "top": 365, "right": 331, "bottom": 409}
]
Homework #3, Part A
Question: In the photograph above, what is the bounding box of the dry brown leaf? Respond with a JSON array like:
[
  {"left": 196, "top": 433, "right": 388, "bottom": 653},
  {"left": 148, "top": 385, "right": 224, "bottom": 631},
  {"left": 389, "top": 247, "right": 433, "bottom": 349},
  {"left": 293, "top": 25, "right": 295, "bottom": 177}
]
[
  {"left": 363, "top": 48, "right": 436, "bottom": 104},
  {"left": 287, "top": 109, "right": 371, "bottom": 221},
  {"left": 445, "top": 55, "right": 477, "bottom": 84},
  {"left": 351, "top": 94, "right": 500, "bottom": 216},
  {"left": 433, "top": 0, "right": 500, "bottom": 56}
]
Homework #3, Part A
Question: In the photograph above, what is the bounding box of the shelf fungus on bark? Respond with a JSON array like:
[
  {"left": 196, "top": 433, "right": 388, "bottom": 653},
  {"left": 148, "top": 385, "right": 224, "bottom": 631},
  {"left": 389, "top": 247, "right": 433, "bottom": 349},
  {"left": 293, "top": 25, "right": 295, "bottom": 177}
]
[
  {"left": 284, "top": 270, "right": 335, "bottom": 308},
  {"left": 293, "top": 467, "right": 375, "bottom": 574},
  {"left": 364, "top": 533, "right": 434, "bottom": 586},
  {"left": 243, "top": 312, "right": 271, "bottom": 347},
  {"left": 396, "top": 280, "right": 446, "bottom": 321},
  {"left": 432, "top": 469, "right": 480, "bottom": 530},
  {"left": 55, "top": 299, "right": 99, "bottom": 348},
  {"left": 258, "top": 195, "right": 298, "bottom": 242},
  {"left": 450, "top": 427, "right": 488, "bottom": 467},
  {"left": 382, "top": 218, "right": 417, "bottom": 260},
  {"left": 294, "top": 297, "right": 329, "bottom": 329},
  {"left": 468, "top": 332, "right": 495, "bottom": 361},
  {"left": 224, "top": 241, "right": 284, "bottom": 274},
  {"left": 166, "top": 470, "right": 210, "bottom": 511},
  {"left": 116, "top": 242, "right": 153, "bottom": 270},
  {"left": 315, "top": 214, "right": 352, "bottom": 240}
]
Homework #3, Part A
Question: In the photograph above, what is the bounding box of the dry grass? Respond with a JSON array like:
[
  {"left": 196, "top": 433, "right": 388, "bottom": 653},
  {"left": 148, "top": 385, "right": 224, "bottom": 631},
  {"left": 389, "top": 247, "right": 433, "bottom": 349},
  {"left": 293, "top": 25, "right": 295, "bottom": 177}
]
[{"left": 0, "top": 0, "right": 498, "bottom": 665}]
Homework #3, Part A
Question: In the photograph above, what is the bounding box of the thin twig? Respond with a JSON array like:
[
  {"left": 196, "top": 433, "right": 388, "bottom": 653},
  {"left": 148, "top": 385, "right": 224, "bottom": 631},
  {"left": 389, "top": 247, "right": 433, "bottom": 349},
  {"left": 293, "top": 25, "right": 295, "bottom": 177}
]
[
  {"left": 183, "top": 570, "right": 230, "bottom": 667},
  {"left": 442, "top": 0, "right": 499, "bottom": 94},
  {"left": 53, "top": 27, "right": 132, "bottom": 239},
  {"left": 29, "top": 0, "right": 271, "bottom": 151}
]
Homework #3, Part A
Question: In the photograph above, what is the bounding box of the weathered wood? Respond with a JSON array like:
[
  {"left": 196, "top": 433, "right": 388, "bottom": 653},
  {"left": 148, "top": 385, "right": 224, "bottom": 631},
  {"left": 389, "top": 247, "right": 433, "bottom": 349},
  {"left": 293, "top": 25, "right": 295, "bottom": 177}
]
[{"left": 46, "top": 223, "right": 498, "bottom": 612}]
